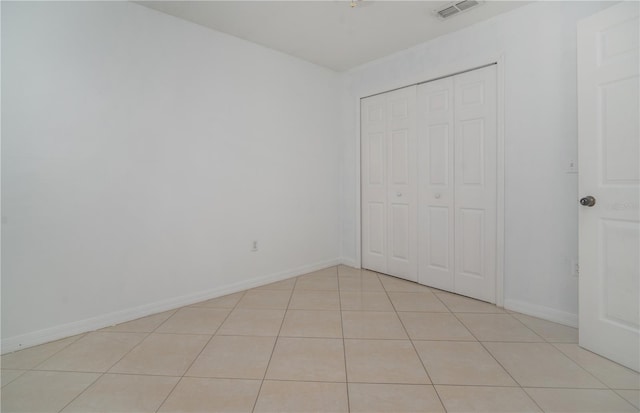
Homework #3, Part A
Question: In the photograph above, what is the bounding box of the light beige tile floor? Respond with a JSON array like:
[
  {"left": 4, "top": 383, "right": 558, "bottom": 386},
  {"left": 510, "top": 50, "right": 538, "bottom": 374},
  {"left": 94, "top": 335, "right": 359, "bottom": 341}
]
[{"left": 2, "top": 265, "right": 638, "bottom": 413}]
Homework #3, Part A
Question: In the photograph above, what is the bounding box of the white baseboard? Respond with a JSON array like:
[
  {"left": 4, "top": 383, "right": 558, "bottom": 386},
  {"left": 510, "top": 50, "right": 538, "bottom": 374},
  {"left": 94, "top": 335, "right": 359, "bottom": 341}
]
[
  {"left": 339, "top": 257, "right": 360, "bottom": 269},
  {"left": 504, "top": 298, "right": 578, "bottom": 328},
  {"left": 1, "top": 258, "right": 341, "bottom": 354}
]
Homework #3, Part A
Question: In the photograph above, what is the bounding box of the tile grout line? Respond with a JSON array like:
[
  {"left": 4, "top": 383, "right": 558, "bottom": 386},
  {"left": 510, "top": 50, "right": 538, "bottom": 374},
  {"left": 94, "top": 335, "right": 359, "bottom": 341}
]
[
  {"left": 504, "top": 312, "right": 611, "bottom": 391},
  {"left": 374, "top": 271, "right": 449, "bottom": 413},
  {"left": 440, "top": 295, "right": 546, "bottom": 412},
  {"left": 54, "top": 311, "right": 184, "bottom": 413},
  {"left": 336, "top": 266, "right": 351, "bottom": 413},
  {"left": 154, "top": 290, "right": 247, "bottom": 413},
  {"left": 549, "top": 342, "right": 639, "bottom": 392},
  {"left": 18, "top": 332, "right": 87, "bottom": 372},
  {"left": 250, "top": 272, "right": 299, "bottom": 413}
]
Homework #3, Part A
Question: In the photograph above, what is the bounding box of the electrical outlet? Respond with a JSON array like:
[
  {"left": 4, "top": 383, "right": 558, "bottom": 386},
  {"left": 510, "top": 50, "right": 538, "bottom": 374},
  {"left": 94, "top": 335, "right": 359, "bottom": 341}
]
[{"left": 251, "top": 240, "right": 258, "bottom": 252}]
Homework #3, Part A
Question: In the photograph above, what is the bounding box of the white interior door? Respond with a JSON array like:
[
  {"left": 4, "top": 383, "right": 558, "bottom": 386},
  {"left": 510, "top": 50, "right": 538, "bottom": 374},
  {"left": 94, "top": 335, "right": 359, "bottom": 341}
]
[
  {"left": 578, "top": 1, "right": 640, "bottom": 372},
  {"left": 418, "top": 76, "right": 455, "bottom": 291},
  {"left": 361, "top": 86, "right": 418, "bottom": 281},
  {"left": 453, "top": 65, "right": 497, "bottom": 303},
  {"left": 417, "top": 65, "right": 497, "bottom": 302}
]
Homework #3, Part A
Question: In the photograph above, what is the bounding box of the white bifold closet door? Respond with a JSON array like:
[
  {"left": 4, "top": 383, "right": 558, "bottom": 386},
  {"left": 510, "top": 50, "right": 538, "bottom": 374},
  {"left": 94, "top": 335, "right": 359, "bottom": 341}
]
[
  {"left": 362, "top": 65, "right": 497, "bottom": 302},
  {"left": 361, "top": 86, "right": 418, "bottom": 282},
  {"left": 418, "top": 65, "right": 497, "bottom": 303}
]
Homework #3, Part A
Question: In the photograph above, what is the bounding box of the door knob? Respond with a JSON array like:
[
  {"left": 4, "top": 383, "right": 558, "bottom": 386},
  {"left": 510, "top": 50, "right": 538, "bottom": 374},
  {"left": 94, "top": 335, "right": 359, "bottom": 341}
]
[
  {"left": 580, "top": 196, "right": 596, "bottom": 207},
  {"left": 434, "top": 193, "right": 441, "bottom": 199},
  {"left": 396, "top": 192, "right": 402, "bottom": 197}
]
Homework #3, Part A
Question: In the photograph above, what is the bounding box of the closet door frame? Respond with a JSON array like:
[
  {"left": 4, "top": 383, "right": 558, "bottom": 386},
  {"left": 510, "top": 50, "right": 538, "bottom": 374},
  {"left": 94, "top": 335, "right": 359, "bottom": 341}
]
[{"left": 356, "top": 55, "right": 506, "bottom": 307}]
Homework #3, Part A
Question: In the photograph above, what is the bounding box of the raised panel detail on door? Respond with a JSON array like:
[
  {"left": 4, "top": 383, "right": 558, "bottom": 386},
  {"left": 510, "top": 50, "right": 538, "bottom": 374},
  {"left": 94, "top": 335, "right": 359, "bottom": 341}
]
[
  {"left": 600, "top": 77, "right": 639, "bottom": 183},
  {"left": 428, "top": 206, "right": 450, "bottom": 270},
  {"left": 368, "top": 133, "right": 385, "bottom": 185},
  {"left": 390, "top": 203, "right": 409, "bottom": 260},
  {"left": 391, "top": 130, "right": 409, "bottom": 185},
  {"left": 418, "top": 76, "right": 455, "bottom": 291},
  {"left": 454, "top": 65, "right": 497, "bottom": 303},
  {"left": 461, "top": 82, "right": 485, "bottom": 106},
  {"left": 459, "top": 208, "right": 484, "bottom": 278},
  {"left": 601, "top": 219, "right": 640, "bottom": 328},
  {"left": 367, "top": 202, "right": 385, "bottom": 256},
  {"left": 428, "top": 124, "right": 449, "bottom": 186},
  {"left": 598, "top": 17, "right": 639, "bottom": 65},
  {"left": 461, "top": 119, "right": 485, "bottom": 186}
]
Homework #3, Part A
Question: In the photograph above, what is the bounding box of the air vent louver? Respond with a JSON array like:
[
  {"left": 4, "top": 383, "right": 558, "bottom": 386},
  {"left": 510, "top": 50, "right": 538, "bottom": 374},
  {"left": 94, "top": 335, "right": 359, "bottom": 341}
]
[
  {"left": 456, "top": 0, "right": 479, "bottom": 11},
  {"left": 435, "top": 0, "right": 482, "bottom": 19},
  {"left": 438, "top": 6, "right": 459, "bottom": 18}
]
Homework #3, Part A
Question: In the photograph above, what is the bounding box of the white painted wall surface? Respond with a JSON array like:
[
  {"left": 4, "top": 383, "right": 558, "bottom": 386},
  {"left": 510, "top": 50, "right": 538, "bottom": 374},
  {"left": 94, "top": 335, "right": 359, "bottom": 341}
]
[
  {"left": 340, "top": 1, "right": 611, "bottom": 326},
  {"left": 1, "top": 1, "right": 341, "bottom": 350}
]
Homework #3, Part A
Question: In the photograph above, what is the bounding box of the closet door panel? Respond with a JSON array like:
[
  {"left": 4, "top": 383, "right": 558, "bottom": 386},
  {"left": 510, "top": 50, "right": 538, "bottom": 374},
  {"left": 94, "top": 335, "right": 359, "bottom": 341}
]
[
  {"left": 387, "top": 87, "right": 418, "bottom": 281},
  {"left": 418, "top": 77, "right": 455, "bottom": 290},
  {"left": 454, "top": 65, "right": 497, "bottom": 303},
  {"left": 361, "top": 96, "right": 388, "bottom": 273}
]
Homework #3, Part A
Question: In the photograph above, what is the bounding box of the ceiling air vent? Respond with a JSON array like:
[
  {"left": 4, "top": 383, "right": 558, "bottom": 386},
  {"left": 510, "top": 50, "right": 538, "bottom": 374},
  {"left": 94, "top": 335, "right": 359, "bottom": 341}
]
[{"left": 435, "top": 0, "right": 481, "bottom": 19}]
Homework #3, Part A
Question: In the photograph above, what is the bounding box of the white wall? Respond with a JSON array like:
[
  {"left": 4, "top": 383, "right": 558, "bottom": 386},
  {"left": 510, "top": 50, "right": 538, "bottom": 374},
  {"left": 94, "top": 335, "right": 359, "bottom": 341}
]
[
  {"left": 1, "top": 1, "right": 341, "bottom": 351},
  {"left": 340, "top": 1, "right": 611, "bottom": 326}
]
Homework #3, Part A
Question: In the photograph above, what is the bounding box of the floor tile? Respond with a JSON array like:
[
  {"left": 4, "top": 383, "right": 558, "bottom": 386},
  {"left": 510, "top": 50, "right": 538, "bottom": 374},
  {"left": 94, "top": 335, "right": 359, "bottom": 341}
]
[
  {"left": 484, "top": 342, "right": 606, "bottom": 388},
  {"left": 0, "top": 335, "right": 84, "bottom": 370},
  {"left": 457, "top": 313, "right": 543, "bottom": 342},
  {"left": 513, "top": 313, "right": 578, "bottom": 343},
  {"left": 379, "top": 276, "right": 432, "bottom": 292},
  {"left": 109, "top": 333, "right": 209, "bottom": 376},
  {"left": 388, "top": 292, "right": 449, "bottom": 312},
  {"left": 255, "top": 279, "right": 296, "bottom": 291},
  {"left": 254, "top": 380, "right": 348, "bottom": 413},
  {"left": 338, "top": 275, "right": 385, "bottom": 291},
  {"left": 217, "top": 309, "right": 285, "bottom": 336},
  {"left": 62, "top": 374, "right": 179, "bottom": 412},
  {"left": 155, "top": 307, "right": 230, "bottom": 334},
  {"left": 348, "top": 383, "right": 444, "bottom": 412},
  {"left": 289, "top": 290, "right": 340, "bottom": 310},
  {"left": 101, "top": 310, "right": 176, "bottom": 333},
  {"left": 435, "top": 291, "right": 505, "bottom": 313},
  {"left": 349, "top": 383, "right": 445, "bottom": 413},
  {"left": 553, "top": 343, "right": 640, "bottom": 389},
  {"left": 158, "top": 377, "right": 261, "bottom": 413},
  {"left": 236, "top": 289, "right": 292, "bottom": 310},
  {"left": 345, "top": 339, "right": 430, "bottom": 384},
  {"left": 1, "top": 370, "right": 26, "bottom": 388},
  {"left": 342, "top": 311, "right": 408, "bottom": 339},
  {"left": 616, "top": 390, "right": 640, "bottom": 409},
  {"left": 1, "top": 371, "right": 99, "bottom": 413},
  {"left": 340, "top": 291, "right": 394, "bottom": 311},
  {"left": 295, "top": 275, "right": 339, "bottom": 291},
  {"left": 337, "top": 265, "right": 362, "bottom": 277},
  {"left": 265, "top": 337, "right": 346, "bottom": 382},
  {"left": 435, "top": 385, "right": 541, "bottom": 412},
  {"left": 398, "top": 312, "right": 476, "bottom": 341},
  {"left": 525, "top": 388, "right": 638, "bottom": 412},
  {"left": 280, "top": 310, "right": 342, "bottom": 338},
  {"left": 35, "top": 332, "right": 146, "bottom": 373},
  {"left": 190, "top": 292, "right": 245, "bottom": 308},
  {"left": 414, "top": 341, "right": 516, "bottom": 386},
  {"left": 185, "top": 335, "right": 275, "bottom": 379}
]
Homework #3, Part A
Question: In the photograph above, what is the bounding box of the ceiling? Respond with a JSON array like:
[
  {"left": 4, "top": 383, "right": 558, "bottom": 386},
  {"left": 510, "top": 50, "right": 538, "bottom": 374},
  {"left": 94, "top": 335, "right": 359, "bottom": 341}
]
[{"left": 138, "top": 1, "right": 529, "bottom": 72}]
